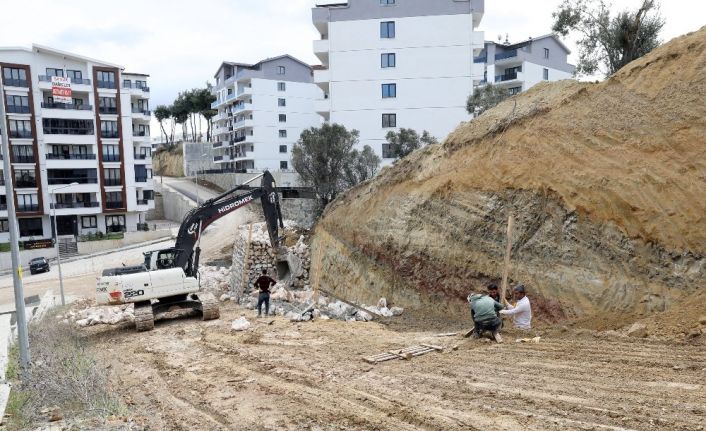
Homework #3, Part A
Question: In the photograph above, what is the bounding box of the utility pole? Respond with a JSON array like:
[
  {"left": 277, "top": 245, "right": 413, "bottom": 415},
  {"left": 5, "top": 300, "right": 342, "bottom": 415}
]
[{"left": 0, "top": 76, "right": 31, "bottom": 376}]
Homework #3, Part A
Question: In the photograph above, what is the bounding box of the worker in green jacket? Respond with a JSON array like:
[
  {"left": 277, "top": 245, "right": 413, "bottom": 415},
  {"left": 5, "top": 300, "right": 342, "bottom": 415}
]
[{"left": 467, "top": 292, "right": 505, "bottom": 343}]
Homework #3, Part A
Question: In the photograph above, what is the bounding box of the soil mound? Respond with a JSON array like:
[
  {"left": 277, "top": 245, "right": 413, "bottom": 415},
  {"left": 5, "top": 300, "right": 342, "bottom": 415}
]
[{"left": 312, "top": 27, "right": 706, "bottom": 330}]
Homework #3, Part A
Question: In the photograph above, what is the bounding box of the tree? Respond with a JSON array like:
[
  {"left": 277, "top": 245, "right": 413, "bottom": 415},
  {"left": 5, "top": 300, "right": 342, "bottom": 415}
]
[
  {"left": 384, "top": 128, "right": 437, "bottom": 160},
  {"left": 552, "top": 0, "right": 664, "bottom": 76},
  {"left": 466, "top": 84, "right": 511, "bottom": 117},
  {"left": 343, "top": 145, "right": 381, "bottom": 188},
  {"left": 171, "top": 93, "right": 191, "bottom": 140},
  {"left": 292, "top": 123, "right": 378, "bottom": 206},
  {"left": 154, "top": 105, "right": 172, "bottom": 146}
]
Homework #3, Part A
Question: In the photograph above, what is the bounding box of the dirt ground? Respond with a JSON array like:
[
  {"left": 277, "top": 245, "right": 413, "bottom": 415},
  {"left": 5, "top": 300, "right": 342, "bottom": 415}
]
[{"left": 85, "top": 304, "right": 706, "bottom": 431}]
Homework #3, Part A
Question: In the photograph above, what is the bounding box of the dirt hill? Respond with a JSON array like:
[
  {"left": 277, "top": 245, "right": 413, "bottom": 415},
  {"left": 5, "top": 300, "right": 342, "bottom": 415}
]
[
  {"left": 153, "top": 144, "right": 184, "bottom": 177},
  {"left": 312, "top": 27, "right": 706, "bottom": 329}
]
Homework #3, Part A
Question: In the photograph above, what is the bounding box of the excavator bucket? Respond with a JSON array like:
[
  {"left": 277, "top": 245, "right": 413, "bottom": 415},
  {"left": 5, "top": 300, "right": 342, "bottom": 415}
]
[
  {"left": 274, "top": 251, "right": 300, "bottom": 283},
  {"left": 276, "top": 259, "right": 291, "bottom": 281}
]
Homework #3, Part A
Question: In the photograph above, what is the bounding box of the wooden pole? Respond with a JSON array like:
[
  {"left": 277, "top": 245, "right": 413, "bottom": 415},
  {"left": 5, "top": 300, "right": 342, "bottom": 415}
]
[
  {"left": 500, "top": 214, "right": 515, "bottom": 303},
  {"left": 312, "top": 243, "right": 323, "bottom": 305}
]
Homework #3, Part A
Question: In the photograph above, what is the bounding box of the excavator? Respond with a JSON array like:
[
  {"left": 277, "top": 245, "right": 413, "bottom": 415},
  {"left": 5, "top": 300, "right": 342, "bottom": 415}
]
[{"left": 96, "top": 171, "right": 290, "bottom": 331}]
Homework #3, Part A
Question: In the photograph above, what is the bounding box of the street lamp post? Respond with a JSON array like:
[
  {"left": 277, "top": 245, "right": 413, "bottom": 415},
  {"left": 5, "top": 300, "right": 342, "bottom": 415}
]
[{"left": 50, "top": 182, "right": 78, "bottom": 306}]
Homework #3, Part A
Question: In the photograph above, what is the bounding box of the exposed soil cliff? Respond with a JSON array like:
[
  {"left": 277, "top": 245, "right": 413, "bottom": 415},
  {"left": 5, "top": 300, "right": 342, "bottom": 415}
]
[
  {"left": 313, "top": 27, "right": 706, "bottom": 327},
  {"left": 153, "top": 144, "right": 184, "bottom": 177}
]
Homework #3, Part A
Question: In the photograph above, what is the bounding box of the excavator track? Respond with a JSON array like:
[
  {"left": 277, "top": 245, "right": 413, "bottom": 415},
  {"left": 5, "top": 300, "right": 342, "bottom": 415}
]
[
  {"left": 199, "top": 293, "right": 220, "bottom": 321},
  {"left": 135, "top": 302, "right": 155, "bottom": 332}
]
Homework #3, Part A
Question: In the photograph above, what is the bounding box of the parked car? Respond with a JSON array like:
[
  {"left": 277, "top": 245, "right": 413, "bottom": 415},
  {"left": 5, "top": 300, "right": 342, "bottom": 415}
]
[{"left": 29, "top": 257, "right": 50, "bottom": 275}]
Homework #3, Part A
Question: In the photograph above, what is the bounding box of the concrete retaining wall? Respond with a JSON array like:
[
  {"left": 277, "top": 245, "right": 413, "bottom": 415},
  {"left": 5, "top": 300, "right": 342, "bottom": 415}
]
[
  {"left": 0, "top": 248, "right": 55, "bottom": 272},
  {"left": 157, "top": 183, "right": 197, "bottom": 224},
  {"left": 147, "top": 191, "right": 165, "bottom": 220},
  {"left": 183, "top": 141, "right": 217, "bottom": 177},
  {"left": 201, "top": 171, "right": 302, "bottom": 190}
]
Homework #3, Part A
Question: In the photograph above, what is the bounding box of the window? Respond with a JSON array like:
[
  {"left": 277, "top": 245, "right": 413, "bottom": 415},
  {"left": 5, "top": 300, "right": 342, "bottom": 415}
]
[
  {"left": 99, "top": 97, "right": 117, "bottom": 114},
  {"left": 81, "top": 216, "right": 97, "bottom": 229},
  {"left": 67, "top": 70, "right": 82, "bottom": 81},
  {"left": 277, "top": 82, "right": 286, "bottom": 91},
  {"left": 134, "top": 124, "right": 150, "bottom": 137},
  {"left": 143, "top": 190, "right": 154, "bottom": 200},
  {"left": 280, "top": 161, "right": 288, "bottom": 170},
  {"left": 102, "top": 144, "right": 120, "bottom": 162},
  {"left": 6, "top": 95, "right": 29, "bottom": 113},
  {"left": 382, "top": 113, "right": 396, "bottom": 128},
  {"left": 509, "top": 87, "right": 522, "bottom": 95},
  {"left": 104, "top": 168, "right": 121, "bottom": 186},
  {"left": 381, "top": 53, "right": 396, "bottom": 68},
  {"left": 123, "top": 79, "right": 132, "bottom": 89},
  {"left": 382, "top": 143, "right": 393, "bottom": 159},
  {"left": 544, "top": 48, "right": 550, "bottom": 59},
  {"left": 72, "top": 98, "right": 83, "bottom": 106},
  {"left": 46, "top": 68, "right": 64, "bottom": 77},
  {"left": 135, "top": 80, "right": 147, "bottom": 89},
  {"left": 17, "top": 194, "right": 38, "bottom": 212},
  {"left": 47, "top": 168, "right": 97, "bottom": 185},
  {"left": 543, "top": 68, "right": 549, "bottom": 80},
  {"left": 279, "top": 114, "right": 287, "bottom": 123},
  {"left": 15, "top": 169, "right": 37, "bottom": 188},
  {"left": 380, "top": 21, "right": 395, "bottom": 38},
  {"left": 380, "top": 0, "right": 395, "bottom": 4},
  {"left": 135, "top": 165, "right": 148, "bottom": 182},
  {"left": 382, "top": 83, "right": 397, "bottom": 98},
  {"left": 278, "top": 98, "right": 286, "bottom": 107},
  {"left": 18, "top": 218, "right": 43, "bottom": 237},
  {"left": 0, "top": 219, "right": 8, "bottom": 233},
  {"left": 279, "top": 145, "right": 287, "bottom": 153},
  {"left": 279, "top": 130, "right": 287, "bottom": 138},
  {"left": 12, "top": 145, "right": 34, "bottom": 163},
  {"left": 105, "top": 215, "right": 126, "bottom": 232},
  {"left": 9, "top": 120, "right": 32, "bottom": 139},
  {"left": 3, "top": 67, "right": 28, "bottom": 87},
  {"left": 277, "top": 66, "right": 286, "bottom": 75},
  {"left": 42, "top": 119, "right": 94, "bottom": 135},
  {"left": 105, "top": 193, "right": 123, "bottom": 210},
  {"left": 101, "top": 121, "right": 119, "bottom": 138},
  {"left": 97, "top": 71, "right": 116, "bottom": 88}
]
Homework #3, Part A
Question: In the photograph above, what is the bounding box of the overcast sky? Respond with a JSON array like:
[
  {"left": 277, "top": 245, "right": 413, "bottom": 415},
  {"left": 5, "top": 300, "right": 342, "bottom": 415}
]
[{"left": 2, "top": 0, "right": 703, "bottom": 109}]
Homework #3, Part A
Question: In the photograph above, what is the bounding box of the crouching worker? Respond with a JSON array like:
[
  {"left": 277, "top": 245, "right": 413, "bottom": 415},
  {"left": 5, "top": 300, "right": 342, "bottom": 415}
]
[{"left": 467, "top": 292, "right": 505, "bottom": 343}]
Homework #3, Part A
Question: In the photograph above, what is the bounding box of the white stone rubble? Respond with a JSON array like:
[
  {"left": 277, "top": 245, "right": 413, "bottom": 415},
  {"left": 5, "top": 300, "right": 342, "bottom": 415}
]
[
  {"left": 231, "top": 316, "right": 251, "bottom": 331},
  {"left": 62, "top": 304, "right": 135, "bottom": 327}
]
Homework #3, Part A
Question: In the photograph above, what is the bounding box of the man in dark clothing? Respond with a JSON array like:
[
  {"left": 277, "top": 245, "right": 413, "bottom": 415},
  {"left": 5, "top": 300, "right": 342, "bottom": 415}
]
[
  {"left": 254, "top": 268, "right": 276, "bottom": 317},
  {"left": 468, "top": 292, "right": 505, "bottom": 343},
  {"left": 487, "top": 283, "right": 504, "bottom": 329}
]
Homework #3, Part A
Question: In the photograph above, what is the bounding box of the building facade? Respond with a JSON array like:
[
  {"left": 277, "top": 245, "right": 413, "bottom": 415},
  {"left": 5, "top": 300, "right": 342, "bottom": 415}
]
[
  {"left": 312, "top": 0, "right": 485, "bottom": 161},
  {"left": 0, "top": 44, "right": 154, "bottom": 243},
  {"left": 474, "top": 35, "right": 575, "bottom": 95},
  {"left": 210, "top": 55, "right": 322, "bottom": 172}
]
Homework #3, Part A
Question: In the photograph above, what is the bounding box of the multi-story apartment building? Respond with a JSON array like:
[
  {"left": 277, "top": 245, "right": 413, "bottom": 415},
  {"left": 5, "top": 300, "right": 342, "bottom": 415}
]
[
  {"left": 0, "top": 44, "right": 154, "bottom": 243},
  {"left": 474, "top": 35, "right": 575, "bottom": 95},
  {"left": 312, "top": 0, "right": 485, "bottom": 161},
  {"left": 210, "top": 55, "right": 322, "bottom": 172}
]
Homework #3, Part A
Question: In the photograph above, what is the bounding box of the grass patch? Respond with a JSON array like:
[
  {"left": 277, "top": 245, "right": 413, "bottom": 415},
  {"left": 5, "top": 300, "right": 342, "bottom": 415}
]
[
  {"left": 3, "top": 310, "right": 125, "bottom": 429},
  {"left": 79, "top": 232, "right": 124, "bottom": 242},
  {"left": 0, "top": 243, "right": 25, "bottom": 253}
]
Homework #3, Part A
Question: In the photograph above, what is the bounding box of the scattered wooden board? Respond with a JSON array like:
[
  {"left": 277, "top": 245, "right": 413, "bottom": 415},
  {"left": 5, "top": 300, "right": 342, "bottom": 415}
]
[
  {"left": 434, "top": 332, "right": 458, "bottom": 337},
  {"left": 363, "top": 344, "right": 444, "bottom": 364}
]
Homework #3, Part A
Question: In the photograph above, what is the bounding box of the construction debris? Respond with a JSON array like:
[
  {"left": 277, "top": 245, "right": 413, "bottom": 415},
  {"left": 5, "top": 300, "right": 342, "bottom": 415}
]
[
  {"left": 515, "top": 336, "right": 541, "bottom": 343},
  {"left": 364, "top": 344, "right": 444, "bottom": 364},
  {"left": 231, "top": 316, "right": 251, "bottom": 331}
]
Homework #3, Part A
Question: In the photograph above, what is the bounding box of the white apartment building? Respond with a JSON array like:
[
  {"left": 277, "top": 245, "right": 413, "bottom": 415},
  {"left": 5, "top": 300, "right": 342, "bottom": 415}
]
[
  {"left": 0, "top": 44, "right": 154, "bottom": 244},
  {"left": 210, "top": 55, "right": 322, "bottom": 172},
  {"left": 312, "top": 0, "right": 485, "bottom": 161},
  {"left": 474, "top": 34, "right": 575, "bottom": 95}
]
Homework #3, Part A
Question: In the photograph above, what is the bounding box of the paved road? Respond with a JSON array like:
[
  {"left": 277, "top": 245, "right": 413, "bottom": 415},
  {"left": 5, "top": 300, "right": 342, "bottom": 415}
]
[{"left": 157, "top": 176, "right": 218, "bottom": 204}]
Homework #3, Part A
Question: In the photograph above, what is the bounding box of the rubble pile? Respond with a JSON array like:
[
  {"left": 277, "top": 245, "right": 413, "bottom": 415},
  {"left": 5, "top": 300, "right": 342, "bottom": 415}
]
[
  {"left": 199, "top": 265, "right": 232, "bottom": 294},
  {"left": 62, "top": 304, "right": 135, "bottom": 327}
]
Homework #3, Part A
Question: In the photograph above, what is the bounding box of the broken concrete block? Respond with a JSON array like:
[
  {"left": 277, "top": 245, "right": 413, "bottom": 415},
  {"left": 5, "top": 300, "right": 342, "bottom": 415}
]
[
  {"left": 219, "top": 293, "right": 230, "bottom": 302},
  {"left": 390, "top": 307, "right": 404, "bottom": 316},
  {"left": 378, "top": 307, "right": 394, "bottom": 317},
  {"left": 377, "top": 298, "right": 387, "bottom": 308},
  {"left": 231, "top": 317, "right": 251, "bottom": 331}
]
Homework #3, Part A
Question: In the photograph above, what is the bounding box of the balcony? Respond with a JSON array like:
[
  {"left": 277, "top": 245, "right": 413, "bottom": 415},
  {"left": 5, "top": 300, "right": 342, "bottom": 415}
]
[
  {"left": 0, "top": 204, "right": 5, "bottom": 210},
  {"left": 102, "top": 154, "right": 121, "bottom": 162},
  {"left": 3, "top": 78, "right": 28, "bottom": 88},
  {"left": 104, "top": 179, "right": 122, "bottom": 186},
  {"left": 134, "top": 176, "right": 148, "bottom": 183},
  {"left": 232, "top": 136, "right": 247, "bottom": 144},
  {"left": 213, "top": 142, "right": 223, "bottom": 148},
  {"left": 46, "top": 153, "right": 96, "bottom": 160},
  {"left": 14, "top": 180, "right": 37, "bottom": 188},
  {"left": 132, "top": 107, "right": 151, "bottom": 116},
  {"left": 133, "top": 153, "right": 150, "bottom": 160},
  {"left": 51, "top": 202, "right": 99, "bottom": 209},
  {"left": 495, "top": 71, "right": 520, "bottom": 82},
  {"left": 495, "top": 50, "right": 519, "bottom": 61},
  {"left": 99, "top": 107, "right": 118, "bottom": 114},
  {"left": 38, "top": 75, "right": 91, "bottom": 85},
  {"left": 137, "top": 199, "right": 148, "bottom": 205},
  {"left": 48, "top": 177, "right": 98, "bottom": 185},
  {"left": 313, "top": 39, "right": 330, "bottom": 64},
  {"left": 232, "top": 102, "right": 252, "bottom": 113},
  {"left": 43, "top": 126, "right": 94, "bottom": 136},
  {"left": 473, "top": 56, "right": 487, "bottom": 64},
  {"left": 123, "top": 83, "right": 149, "bottom": 92},
  {"left": 97, "top": 80, "right": 117, "bottom": 89},
  {"left": 211, "top": 100, "right": 219, "bottom": 109},
  {"left": 213, "top": 155, "right": 223, "bottom": 162},
  {"left": 42, "top": 102, "right": 92, "bottom": 111},
  {"left": 10, "top": 130, "right": 32, "bottom": 139},
  {"left": 101, "top": 131, "right": 119, "bottom": 139},
  {"left": 226, "top": 93, "right": 237, "bottom": 102},
  {"left": 7, "top": 105, "right": 30, "bottom": 114},
  {"left": 105, "top": 201, "right": 124, "bottom": 209},
  {"left": 17, "top": 204, "right": 39, "bottom": 212},
  {"left": 12, "top": 155, "right": 36, "bottom": 164}
]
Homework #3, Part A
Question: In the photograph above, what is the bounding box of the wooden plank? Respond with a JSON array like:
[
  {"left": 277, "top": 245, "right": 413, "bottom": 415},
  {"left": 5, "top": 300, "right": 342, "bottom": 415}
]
[
  {"left": 420, "top": 344, "right": 444, "bottom": 351},
  {"left": 500, "top": 215, "right": 515, "bottom": 303},
  {"left": 434, "top": 332, "right": 458, "bottom": 337}
]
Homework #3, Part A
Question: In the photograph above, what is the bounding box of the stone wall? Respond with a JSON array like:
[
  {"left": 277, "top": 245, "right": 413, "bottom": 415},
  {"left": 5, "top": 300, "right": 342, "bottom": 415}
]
[{"left": 146, "top": 191, "right": 165, "bottom": 220}]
